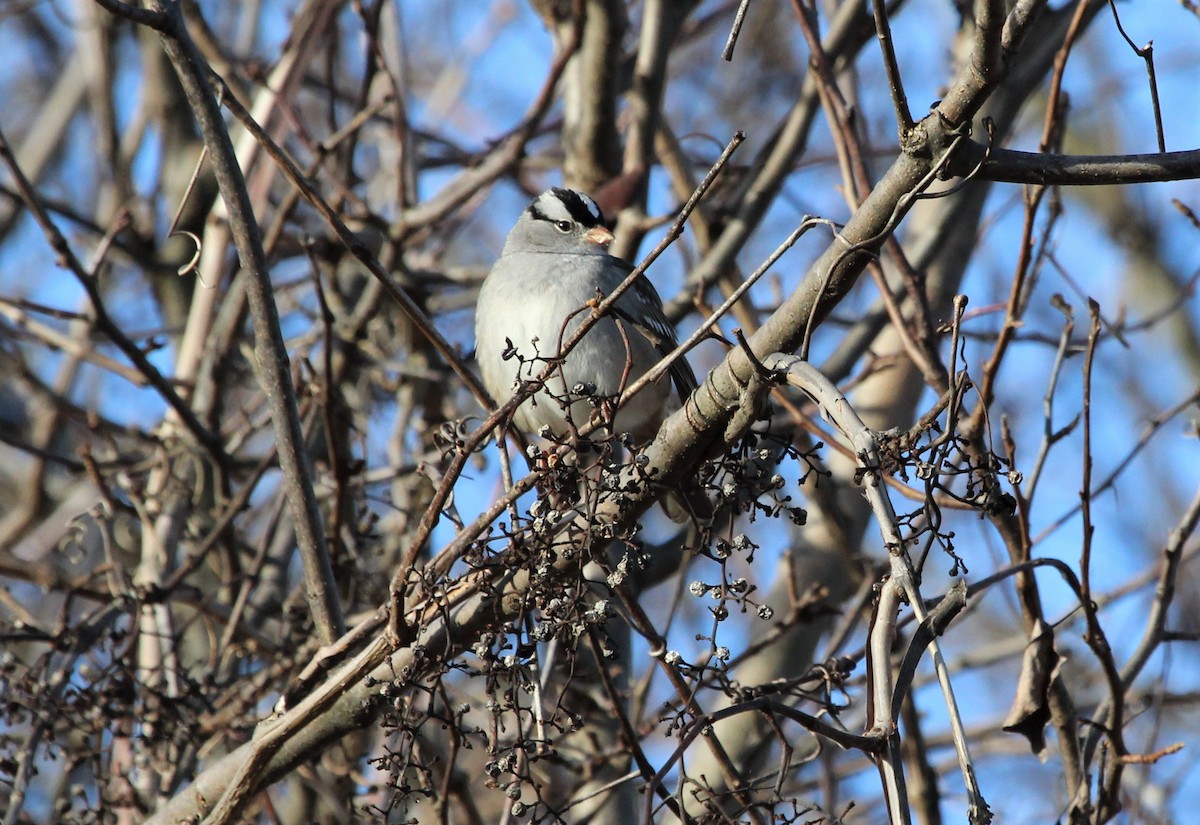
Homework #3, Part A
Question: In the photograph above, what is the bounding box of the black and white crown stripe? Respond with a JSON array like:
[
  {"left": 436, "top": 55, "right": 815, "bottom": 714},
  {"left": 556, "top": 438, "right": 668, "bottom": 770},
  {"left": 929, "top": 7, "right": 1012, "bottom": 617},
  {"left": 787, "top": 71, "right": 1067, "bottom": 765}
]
[{"left": 526, "top": 187, "right": 606, "bottom": 228}]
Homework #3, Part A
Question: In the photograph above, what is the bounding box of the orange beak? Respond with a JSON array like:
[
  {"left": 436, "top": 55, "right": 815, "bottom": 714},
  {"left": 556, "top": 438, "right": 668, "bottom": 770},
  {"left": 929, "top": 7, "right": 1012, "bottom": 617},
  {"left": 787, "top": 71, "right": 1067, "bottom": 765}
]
[{"left": 585, "top": 225, "right": 614, "bottom": 247}]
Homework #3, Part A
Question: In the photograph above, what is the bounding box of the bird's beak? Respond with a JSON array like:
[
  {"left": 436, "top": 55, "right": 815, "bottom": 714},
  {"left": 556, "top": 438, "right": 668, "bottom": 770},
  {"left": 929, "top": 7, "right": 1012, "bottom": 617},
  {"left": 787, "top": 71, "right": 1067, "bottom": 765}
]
[{"left": 585, "top": 226, "right": 614, "bottom": 247}]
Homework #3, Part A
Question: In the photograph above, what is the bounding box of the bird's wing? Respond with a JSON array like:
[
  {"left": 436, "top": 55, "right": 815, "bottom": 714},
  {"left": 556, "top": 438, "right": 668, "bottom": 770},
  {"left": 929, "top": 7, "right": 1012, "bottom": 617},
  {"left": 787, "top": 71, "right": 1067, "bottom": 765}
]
[{"left": 606, "top": 259, "right": 698, "bottom": 400}]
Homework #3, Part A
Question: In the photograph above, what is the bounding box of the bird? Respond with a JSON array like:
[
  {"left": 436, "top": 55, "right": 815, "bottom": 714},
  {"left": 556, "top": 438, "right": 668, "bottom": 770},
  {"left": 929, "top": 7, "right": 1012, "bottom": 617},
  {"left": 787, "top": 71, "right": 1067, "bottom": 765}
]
[{"left": 475, "top": 187, "right": 702, "bottom": 516}]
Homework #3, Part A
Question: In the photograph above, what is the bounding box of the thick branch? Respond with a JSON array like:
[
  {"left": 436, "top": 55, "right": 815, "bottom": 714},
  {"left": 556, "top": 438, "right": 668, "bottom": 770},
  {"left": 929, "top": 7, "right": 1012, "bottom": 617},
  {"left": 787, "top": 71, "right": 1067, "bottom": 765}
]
[{"left": 962, "top": 144, "right": 1200, "bottom": 185}]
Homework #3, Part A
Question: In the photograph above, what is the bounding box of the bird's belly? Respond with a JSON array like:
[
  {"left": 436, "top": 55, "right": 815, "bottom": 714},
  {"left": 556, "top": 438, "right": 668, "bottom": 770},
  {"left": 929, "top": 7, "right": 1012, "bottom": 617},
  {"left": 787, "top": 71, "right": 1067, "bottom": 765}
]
[{"left": 495, "top": 311, "right": 668, "bottom": 440}]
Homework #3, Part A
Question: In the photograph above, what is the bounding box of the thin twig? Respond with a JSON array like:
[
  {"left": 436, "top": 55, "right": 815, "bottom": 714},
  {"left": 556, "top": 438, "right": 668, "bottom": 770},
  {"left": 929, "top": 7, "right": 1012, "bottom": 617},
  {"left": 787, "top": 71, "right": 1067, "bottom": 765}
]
[
  {"left": 870, "top": 0, "right": 914, "bottom": 133},
  {"left": 722, "top": 0, "right": 754, "bottom": 61},
  {"left": 1106, "top": 0, "right": 1166, "bottom": 152},
  {"left": 1077, "top": 300, "right": 1128, "bottom": 819}
]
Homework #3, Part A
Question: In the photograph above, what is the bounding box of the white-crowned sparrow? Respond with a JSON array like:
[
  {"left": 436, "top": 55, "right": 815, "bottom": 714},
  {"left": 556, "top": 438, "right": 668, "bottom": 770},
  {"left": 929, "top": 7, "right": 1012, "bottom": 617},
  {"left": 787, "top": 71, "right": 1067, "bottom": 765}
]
[{"left": 475, "top": 187, "right": 697, "bottom": 448}]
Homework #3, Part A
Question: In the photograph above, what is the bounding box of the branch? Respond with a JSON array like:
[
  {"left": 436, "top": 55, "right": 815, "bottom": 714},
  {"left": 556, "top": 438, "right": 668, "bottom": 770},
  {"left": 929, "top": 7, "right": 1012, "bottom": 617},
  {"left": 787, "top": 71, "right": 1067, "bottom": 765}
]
[
  {"left": 609, "top": 0, "right": 693, "bottom": 258},
  {"left": 962, "top": 144, "right": 1200, "bottom": 185},
  {"left": 90, "top": 0, "right": 170, "bottom": 31},
  {"left": 766, "top": 354, "right": 991, "bottom": 824},
  {"left": 663, "top": 0, "right": 877, "bottom": 321},
  {"left": 558, "top": 0, "right": 624, "bottom": 192},
  {"left": 135, "top": 0, "right": 345, "bottom": 642},
  {"left": 642, "top": 697, "right": 886, "bottom": 823}
]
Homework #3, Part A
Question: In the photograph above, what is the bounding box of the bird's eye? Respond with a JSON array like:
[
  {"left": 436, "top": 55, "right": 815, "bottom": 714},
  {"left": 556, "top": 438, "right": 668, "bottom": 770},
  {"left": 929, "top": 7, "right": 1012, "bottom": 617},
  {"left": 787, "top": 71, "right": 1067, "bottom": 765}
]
[{"left": 553, "top": 220, "right": 573, "bottom": 233}]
